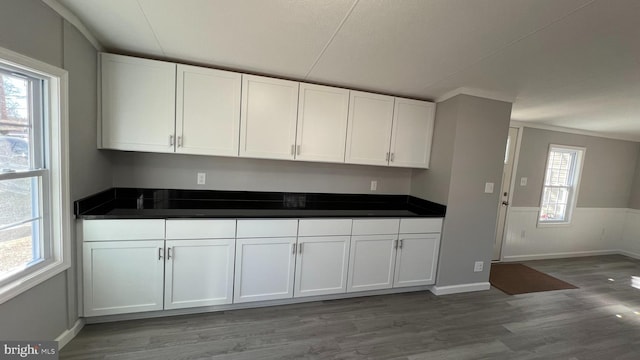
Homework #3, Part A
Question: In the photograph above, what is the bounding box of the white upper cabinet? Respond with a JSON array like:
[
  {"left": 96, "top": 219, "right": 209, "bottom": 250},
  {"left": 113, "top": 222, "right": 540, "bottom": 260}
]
[
  {"left": 101, "top": 53, "right": 176, "bottom": 152},
  {"left": 240, "top": 75, "right": 299, "bottom": 160},
  {"left": 176, "top": 65, "right": 241, "bottom": 157},
  {"left": 345, "top": 91, "right": 395, "bottom": 166},
  {"left": 295, "top": 83, "right": 349, "bottom": 162},
  {"left": 389, "top": 98, "right": 435, "bottom": 168}
]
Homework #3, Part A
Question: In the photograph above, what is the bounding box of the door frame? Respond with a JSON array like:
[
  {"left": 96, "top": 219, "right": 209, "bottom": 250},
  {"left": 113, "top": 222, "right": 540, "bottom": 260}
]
[{"left": 494, "top": 125, "right": 524, "bottom": 262}]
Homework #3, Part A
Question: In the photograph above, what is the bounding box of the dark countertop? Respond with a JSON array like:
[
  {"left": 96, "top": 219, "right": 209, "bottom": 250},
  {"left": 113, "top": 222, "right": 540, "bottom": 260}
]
[{"left": 74, "top": 188, "right": 446, "bottom": 219}]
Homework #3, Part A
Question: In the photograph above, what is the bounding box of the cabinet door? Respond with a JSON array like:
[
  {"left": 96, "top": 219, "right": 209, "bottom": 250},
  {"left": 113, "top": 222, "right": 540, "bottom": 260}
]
[
  {"left": 234, "top": 237, "right": 297, "bottom": 303},
  {"left": 176, "top": 65, "right": 241, "bottom": 156},
  {"left": 83, "top": 240, "right": 165, "bottom": 316},
  {"left": 296, "top": 83, "right": 349, "bottom": 162},
  {"left": 347, "top": 234, "right": 397, "bottom": 292},
  {"left": 101, "top": 53, "right": 176, "bottom": 152},
  {"left": 294, "top": 236, "right": 350, "bottom": 298},
  {"left": 389, "top": 98, "right": 435, "bottom": 168},
  {"left": 239, "top": 75, "right": 299, "bottom": 160},
  {"left": 164, "top": 239, "right": 235, "bottom": 309},
  {"left": 345, "top": 91, "right": 395, "bottom": 166},
  {"left": 394, "top": 233, "right": 440, "bottom": 287}
]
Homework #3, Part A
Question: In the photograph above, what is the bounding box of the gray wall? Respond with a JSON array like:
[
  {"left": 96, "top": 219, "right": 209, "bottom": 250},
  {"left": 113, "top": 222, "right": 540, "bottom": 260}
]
[
  {"left": 409, "top": 96, "right": 458, "bottom": 205},
  {"left": 0, "top": 0, "right": 109, "bottom": 340},
  {"left": 111, "top": 152, "right": 412, "bottom": 194},
  {"left": 630, "top": 149, "right": 640, "bottom": 210},
  {"left": 412, "top": 95, "right": 512, "bottom": 287},
  {"left": 512, "top": 128, "right": 639, "bottom": 208}
]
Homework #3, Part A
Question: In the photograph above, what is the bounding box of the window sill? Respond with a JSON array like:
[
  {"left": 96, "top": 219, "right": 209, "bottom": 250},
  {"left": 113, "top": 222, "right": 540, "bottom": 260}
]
[
  {"left": 0, "top": 258, "right": 70, "bottom": 305},
  {"left": 536, "top": 221, "right": 573, "bottom": 228}
]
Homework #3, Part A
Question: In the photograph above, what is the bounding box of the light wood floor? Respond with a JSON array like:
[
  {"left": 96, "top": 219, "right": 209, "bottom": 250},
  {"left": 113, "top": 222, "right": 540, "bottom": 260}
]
[{"left": 61, "top": 255, "right": 640, "bottom": 359}]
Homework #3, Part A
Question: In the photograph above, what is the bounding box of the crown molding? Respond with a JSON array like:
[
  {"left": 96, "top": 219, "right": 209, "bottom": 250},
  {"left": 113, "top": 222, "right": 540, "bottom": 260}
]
[
  {"left": 435, "top": 87, "right": 516, "bottom": 103},
  {"left": 42, "top": 0, "right": 103, "bottom": 51},
  {"left": 510, "top": 120, "right": 640, "bottom": 143}
]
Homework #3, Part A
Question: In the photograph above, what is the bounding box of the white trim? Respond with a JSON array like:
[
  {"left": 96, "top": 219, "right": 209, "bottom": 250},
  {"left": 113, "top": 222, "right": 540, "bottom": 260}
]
[
  {"left": 435, "top": 87, "right": 515, "bottom": 103},
  {"left": 496, "top": 126, "right": 523, "bottom": 261},
  {"left": 430, "top": 282, "right": 490, "bottom": 296},
  {"left": 502, "top": 250, "right": 619, "bottom": 262},
  {"left": 619, "top": 250, "right": 640, "bottom": 260},
  {"left": 55, "top": 319, "right": 84, "bottom": 349},
  {"left": 42, "top": 0, "right": 103, "bottom": 51},
  {"left": 510, "top": 120, "right": 640, "bottom": 143},
  {"left": 0, "top": 45, "right": 71, "bottom": 304}
]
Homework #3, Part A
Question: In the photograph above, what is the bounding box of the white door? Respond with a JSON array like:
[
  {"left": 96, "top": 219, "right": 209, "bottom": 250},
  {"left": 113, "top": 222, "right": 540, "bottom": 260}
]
[
  {"left": 393, "top": 233, "right": 440, "bottom": 287},
  {"left": 389, "top": 98, "right": 435, "bottom": 168},
  {"left": 294, "top": 236, "right": 350, "bottom": 297},
  {"left": 239, "top": 75, "right": 299, "bottom": 160},
  {"left": 164, "top": 239, "right": 235, "bottom": 310},
  {"left": 345, "top": 91, "right": 395, "bottom": 166},
  {"left": 100, "top": 53, "right": 176, "bottom": 153},
  {"left": 295, "top": 83, "right": 350, "bottom": 163},
  {"left": 234, "top": 237, "right": 297, "bottom": 303},
  {"left": 347, "top": 234, "right": 397, "bottom": 292},
  {"left": 176, "top": 65, "right": 241, "bottom": 156},
  {"left": 493, "top": 127, "right": 519, "bottom": 260},
  {"left": 83, "top": 240, "right": 165, "bottom": 316}
]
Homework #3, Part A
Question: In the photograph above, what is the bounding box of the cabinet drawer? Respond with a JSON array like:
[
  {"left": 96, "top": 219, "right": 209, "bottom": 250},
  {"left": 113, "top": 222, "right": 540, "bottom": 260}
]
[
  {"left": 166, "top": 219, "right": 236, "bottom": 239},
  {"left": 351, "top": 219, "right": 400, "bottom": 235},
  {"left": 298, "top": 219, "right": 352, "bottom": 236},
  {"left": 399, "top": 218, "right": 443, "bottom": 234},
  {"left": 83, "top": 220, "right": 165, "bottom": 241},
  {"left": 236, "top": 219, "right": 298, "bottom": 238}
]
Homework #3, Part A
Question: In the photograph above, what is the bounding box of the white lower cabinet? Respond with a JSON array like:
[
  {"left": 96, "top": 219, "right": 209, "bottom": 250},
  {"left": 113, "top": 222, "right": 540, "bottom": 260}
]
[
  {"left": 393, "top": 233, "right": 440, "bottom": 287},
  {"left": 234, "top": 237, "right": 297, "bottom": 303},
  {"left": 83, "top": 240, "right": 165, "bottom": 317},
  {"left": 164, "top": 239, "right": 235, "bottom": 309},
  {"left": 294, "top": 235, "right": 350, "bottom": 297},
  {"left": 347, "top": 234, "right": 398, "bottom": 292}
]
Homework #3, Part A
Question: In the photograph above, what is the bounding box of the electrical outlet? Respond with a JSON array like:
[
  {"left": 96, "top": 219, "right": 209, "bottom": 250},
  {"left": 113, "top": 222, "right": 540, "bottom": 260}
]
[
  {"left": 520, "top": 177, "right": 528, "bottom": 186},
  {"left": 474, "top": 261, "right": 484, "bottom": 272},
  {"left": 197, "top": 172, "right": 206, "bottom": 185},
  {"left": 370, "top": 180, "right": 377, "bottom": 191},
  {"left": 484, "top": 182, "right": 494, "bottom": 193}
]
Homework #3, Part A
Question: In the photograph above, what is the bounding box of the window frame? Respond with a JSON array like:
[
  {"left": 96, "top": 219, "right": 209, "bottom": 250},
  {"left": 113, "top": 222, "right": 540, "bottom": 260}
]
[
  {"left": 537, "top": 144, "right": 585, "bottom": 227},
  {"left": 0, "top": 46, "right": 70, "bottom": 305}
]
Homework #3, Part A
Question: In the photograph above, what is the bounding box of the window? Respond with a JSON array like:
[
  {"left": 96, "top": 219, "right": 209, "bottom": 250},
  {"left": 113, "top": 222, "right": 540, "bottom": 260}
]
[
  {"left": 0, "top": 46, "right": 69, "bottom": 304},
  {"left": 538, "top": 144, "right": 585, "bottom": 225}
]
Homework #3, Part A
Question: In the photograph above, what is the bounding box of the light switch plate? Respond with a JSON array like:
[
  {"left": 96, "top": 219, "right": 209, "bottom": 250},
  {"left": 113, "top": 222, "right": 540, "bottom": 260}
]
[
  {"left": 520, "top": 177, "right": 528, "bottom": 186},
  {"left": 484, "top": 182, "right": 494, "bottom": 193},
  {"left": 370, "top": 180, "right": 377, "bottom": 191}
]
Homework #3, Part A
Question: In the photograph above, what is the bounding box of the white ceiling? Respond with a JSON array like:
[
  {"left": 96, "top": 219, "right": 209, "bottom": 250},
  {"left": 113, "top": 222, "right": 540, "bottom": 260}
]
[{"left": 55, "top": 0, "right": 640, "bottom": 141}]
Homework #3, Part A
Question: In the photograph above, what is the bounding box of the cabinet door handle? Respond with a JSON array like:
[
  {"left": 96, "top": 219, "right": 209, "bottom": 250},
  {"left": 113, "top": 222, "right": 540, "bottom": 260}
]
[
  {"left": 158, "top": 247, "right": 163, "bottom": 260},
  {"left": 169, "top": 135, "right": 174, "bottom": 146},
  {"left": 390, "top": 153, "right": 395, "bottom": 162},
  {"left": 296, "top": 145, "right": 301, "bottom": 155},
  {"left": 167, "top": 247, "right": 172, "bottom": 260},
  {"left": 177, "top": 136, "right": 183, "bottom": 148},
  {"left": 292, "top": 243, "right": 297, "bottom": 254},
  {"left": 299, "top": 242, "right": 303, "bottom": 254},
  {"left": 399, "top": 239, "right": 403, "bottom": 249},
  {"left": 386, "top": 152, "right": 390, "bottom": 161}
]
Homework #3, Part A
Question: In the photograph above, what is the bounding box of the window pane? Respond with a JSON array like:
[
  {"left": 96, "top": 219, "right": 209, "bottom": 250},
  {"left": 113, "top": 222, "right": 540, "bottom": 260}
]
[
  {"left": 0, "top": 176, "right": 39, "bottom": 227},
  {"left": 0, "top": 221, "right": 40, "bottom": 278},
  {"left": 0, "top": 71, "right": 32, "bottom": 171}
]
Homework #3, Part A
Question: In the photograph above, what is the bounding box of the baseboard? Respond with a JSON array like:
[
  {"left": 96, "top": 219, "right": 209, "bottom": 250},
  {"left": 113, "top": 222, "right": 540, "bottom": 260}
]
[
  {"left": 502, "top": 249, "right": 619, "bottom": 262},
  {"left": 618, "top": 250, "right": 640, "bottom": 260},
  {"left": 55, "top": 318, "right": 84, "bottom": 349},
  {"left": 430, "top": 282, "right": 490, "bottom": 296}
]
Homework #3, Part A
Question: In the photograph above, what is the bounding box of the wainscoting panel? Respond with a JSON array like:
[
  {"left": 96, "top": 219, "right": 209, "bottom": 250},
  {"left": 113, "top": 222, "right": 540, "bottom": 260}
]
[{"left": 502, "top": 207, "right": 626, "bottom": 261}]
